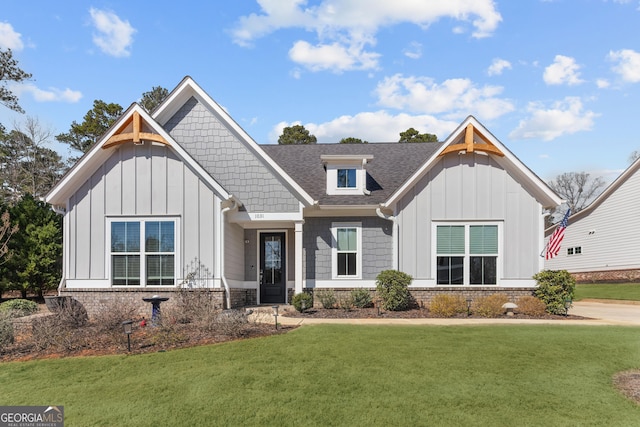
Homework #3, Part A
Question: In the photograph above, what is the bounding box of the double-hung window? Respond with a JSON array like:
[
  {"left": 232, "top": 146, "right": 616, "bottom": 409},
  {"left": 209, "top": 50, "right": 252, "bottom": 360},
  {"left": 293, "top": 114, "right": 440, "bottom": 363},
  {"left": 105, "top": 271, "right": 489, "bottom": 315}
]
[
  {"left": 110, "top": 218, "right": 177, "bottom": 286},
  {"left": 332, "top": 222, "right": 361, "bottom": 278},
  {"left": 436, "top": 223, "right": 499, "bottom": 285}
]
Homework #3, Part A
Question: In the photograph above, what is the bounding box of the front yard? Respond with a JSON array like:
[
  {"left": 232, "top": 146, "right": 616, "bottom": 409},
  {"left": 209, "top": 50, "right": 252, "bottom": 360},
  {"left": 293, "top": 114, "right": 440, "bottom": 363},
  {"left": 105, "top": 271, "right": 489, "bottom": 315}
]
[{"left": 1, "top": 324, "right": 639, "bottom": 426}]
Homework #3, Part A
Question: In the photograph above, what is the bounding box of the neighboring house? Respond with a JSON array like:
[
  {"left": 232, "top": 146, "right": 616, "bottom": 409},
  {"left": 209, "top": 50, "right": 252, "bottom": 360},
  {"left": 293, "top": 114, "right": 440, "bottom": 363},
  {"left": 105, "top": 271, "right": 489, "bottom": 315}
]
[
  {"left": 544, "top": 158, "right": 640, "bottom": 282},
  {"left": 45, "top": 77, "right": 562, "bottom": 316}
]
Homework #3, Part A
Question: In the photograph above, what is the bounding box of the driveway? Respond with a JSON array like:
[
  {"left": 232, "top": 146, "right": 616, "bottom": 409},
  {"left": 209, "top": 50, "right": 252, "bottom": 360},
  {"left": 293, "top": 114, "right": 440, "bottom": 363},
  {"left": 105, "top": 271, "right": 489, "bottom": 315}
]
[{"left": 570, "top": 300, "right": 640, "bottom": 326}]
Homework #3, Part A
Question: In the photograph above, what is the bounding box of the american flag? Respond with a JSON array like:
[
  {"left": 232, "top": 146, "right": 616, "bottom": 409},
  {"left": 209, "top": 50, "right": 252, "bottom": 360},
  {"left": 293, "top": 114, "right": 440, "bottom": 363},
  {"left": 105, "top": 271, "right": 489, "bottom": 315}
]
[{"left": 546, "top": 209, "right": 571, "bottom": 260}]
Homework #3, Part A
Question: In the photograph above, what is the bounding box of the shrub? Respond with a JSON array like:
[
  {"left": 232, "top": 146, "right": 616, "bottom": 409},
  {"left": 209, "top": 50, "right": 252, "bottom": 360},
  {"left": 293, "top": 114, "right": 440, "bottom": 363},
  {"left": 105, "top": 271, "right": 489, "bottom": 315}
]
[
  {"left": 376, "top": 270, "right": 412, "bottom": 311},
  {"left": 315, "top": 289, "right": 337, "bottom": 309},
  {"left": 350, "top": 289, "right": 373, "bottom": 308},
  {"left": 0, "top": 311, "right": 14, "bottom": 350},
  {"left": 92, "top": 298, "right": 139, "bottom": 335},
  {"left": 474, "top": 294, "right": 509, "bottom": 317},
  {"left": 0, "top": 299, "right": 38, "bottom": 318},
  {"left": 291, "top": 292, "right": 313, "bottom": 312},
  {"left": 338, "top": 295, "right": 354, "bottom": 311},
  {"left": 429, "top": 294, "right": 467, "bottom": 317},
  {"left": 533, "top": 270, "right": 576, "bottom": 315},
  {"left": 516, "top": 296, "right": 547, "bottom": 317}
]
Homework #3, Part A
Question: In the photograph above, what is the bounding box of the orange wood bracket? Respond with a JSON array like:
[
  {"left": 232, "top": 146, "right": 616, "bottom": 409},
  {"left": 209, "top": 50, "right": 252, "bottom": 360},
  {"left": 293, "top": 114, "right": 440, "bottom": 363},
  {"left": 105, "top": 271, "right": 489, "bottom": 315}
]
[
  {"left": 439, "top": 124, "right": 504, "bottom": 157},
  {"left": 102, "top": 111, "right": 169, "bottom": 149}
]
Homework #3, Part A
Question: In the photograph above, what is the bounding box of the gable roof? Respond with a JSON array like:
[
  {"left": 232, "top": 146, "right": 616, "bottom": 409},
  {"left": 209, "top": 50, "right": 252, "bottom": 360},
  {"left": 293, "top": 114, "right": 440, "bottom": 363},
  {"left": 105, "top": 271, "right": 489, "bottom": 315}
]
[
  {"left": 45, "top": 103, "right": 231, "bottom": 206},
  {"left": 152, "top": 76, "right": 315, "bottom": 207},
  {"left": 262, "top": 142, "right": 439, "bottom": 206},
  {"left": 383, "top": 116, "right": 562, "bottom": 209}
]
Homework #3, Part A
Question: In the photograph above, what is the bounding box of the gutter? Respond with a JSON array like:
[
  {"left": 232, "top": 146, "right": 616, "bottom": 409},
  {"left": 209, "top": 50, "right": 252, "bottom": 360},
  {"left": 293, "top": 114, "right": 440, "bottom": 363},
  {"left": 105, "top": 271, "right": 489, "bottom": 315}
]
[
  {"left": 220, "top": 196, "right": 238, "bottom": 309},
  {"left": 376, "top": 206, "right": 398, "bottom": 270}
]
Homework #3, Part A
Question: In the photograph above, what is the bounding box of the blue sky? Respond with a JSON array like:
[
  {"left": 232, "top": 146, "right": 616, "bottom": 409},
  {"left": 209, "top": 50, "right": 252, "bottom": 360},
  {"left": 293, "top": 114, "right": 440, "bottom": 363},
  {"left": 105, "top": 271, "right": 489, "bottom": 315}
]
[{"left": 1, "top": 1, "right": 640, "bottom": 183}]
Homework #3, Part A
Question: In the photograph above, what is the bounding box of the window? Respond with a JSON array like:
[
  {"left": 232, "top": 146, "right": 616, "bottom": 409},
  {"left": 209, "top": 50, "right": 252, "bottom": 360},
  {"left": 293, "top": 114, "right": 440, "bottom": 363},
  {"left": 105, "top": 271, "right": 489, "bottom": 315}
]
[
  {"left": 110, "top": 219, "right": 177, "bottom": 286},
  {"left": 337, "top": 168, "right": 356, "bottom": 188},
  {"left": 332, "top": 222, "right": 361, "bottom": 278},
  {"left": 567, "top": 246, "right": 581, "bottom": 256},
  {"left": 435, "top": 223, "right": 499, "bottom": 285}
]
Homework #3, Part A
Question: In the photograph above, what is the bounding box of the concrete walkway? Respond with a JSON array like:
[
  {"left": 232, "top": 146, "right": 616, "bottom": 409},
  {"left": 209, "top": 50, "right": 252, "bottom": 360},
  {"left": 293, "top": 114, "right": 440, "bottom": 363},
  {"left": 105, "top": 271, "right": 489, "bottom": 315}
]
[{"left": 252, "top": 300, "right": 640, "bottom": 327}]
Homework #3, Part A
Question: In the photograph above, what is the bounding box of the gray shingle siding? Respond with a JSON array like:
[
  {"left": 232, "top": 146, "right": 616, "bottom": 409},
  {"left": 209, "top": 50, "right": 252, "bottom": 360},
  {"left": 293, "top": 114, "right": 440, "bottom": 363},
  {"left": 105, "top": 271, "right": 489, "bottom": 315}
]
[
  {"left": 303, "top": 217, "right": 393, "bottom": 280},
  {"left": 164, "top": 97, "right": 301, "bottom": 212}
]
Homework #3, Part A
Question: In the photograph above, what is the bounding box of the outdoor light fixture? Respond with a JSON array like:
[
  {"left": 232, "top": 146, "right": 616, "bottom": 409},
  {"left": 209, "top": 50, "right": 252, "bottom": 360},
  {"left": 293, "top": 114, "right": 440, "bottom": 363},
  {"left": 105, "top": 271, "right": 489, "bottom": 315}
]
[
  {"left": 122, "top": 320, "right": 133, "bottom": 352},
  {"left": 466, "top": 298, "right": 472, "bottom": 316},
  {"left": 564, "top": 297, "right": 572, "bottom": 316},
  {"left": 301, "top": 299, "right": 307, "bottom": 313},
  {"left": 272, "top": 305, "right": 279, "bottom": 330},
  {"left": 376, "top": 298, "right": 382, "bottom": 316}
]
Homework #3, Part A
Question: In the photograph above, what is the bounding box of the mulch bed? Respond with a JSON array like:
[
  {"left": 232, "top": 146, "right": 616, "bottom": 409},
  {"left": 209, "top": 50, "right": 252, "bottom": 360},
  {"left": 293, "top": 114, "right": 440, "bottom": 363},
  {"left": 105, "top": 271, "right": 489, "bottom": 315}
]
[{"left": 282, "top": 306, "right": 585, "bottom": 320}]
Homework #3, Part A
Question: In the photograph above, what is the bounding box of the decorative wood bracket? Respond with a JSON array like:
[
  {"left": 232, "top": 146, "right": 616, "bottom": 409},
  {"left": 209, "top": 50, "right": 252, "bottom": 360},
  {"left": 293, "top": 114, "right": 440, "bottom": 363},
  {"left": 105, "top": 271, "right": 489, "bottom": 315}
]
[
  {"left": 439, "top": 124, "right": 504, "bottom": 157},
  {"left": 102, "top": 111, "right": 169, "bottom": 149}
]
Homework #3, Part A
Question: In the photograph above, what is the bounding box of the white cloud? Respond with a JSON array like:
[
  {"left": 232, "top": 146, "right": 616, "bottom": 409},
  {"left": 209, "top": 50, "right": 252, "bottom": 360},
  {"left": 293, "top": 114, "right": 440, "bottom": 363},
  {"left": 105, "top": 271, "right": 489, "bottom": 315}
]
[
  {"left": 509, "top": 97, "right": 598, "bottom": 141},
  {"left": 0, "top": 22, "right": 24, "bottom": 50},
  {"left": 543, "top": 55, "right": 584, "bottom": 85},
  {"left": 11, "top": 83, "right": 83, "bottom": 103},
  {"left": 608, "top": 49, "right": 640, "bottom": 82},
  {"left": 289, "top": 40, "right": 380, "bottom": 72},
  {"left": 270, "top": 111, "right": 458, "bottom": 144},
  {"left": 487, "top": 58, "right": 511, "bottom": 76},
  {"left": 403, "top": 41, "right": 422, "bottom": 60},
  {"left": 89, "top": 8, "right": 136, "bottom": 57},
  {"left": 374, "top": 74, "right": 514, "bottom": 120},
  {"left": 232, "top": 1, "right": 501, "bottom": 72},
  {"left": 596, "top": 78, "right": 610, "bottom": 88}
]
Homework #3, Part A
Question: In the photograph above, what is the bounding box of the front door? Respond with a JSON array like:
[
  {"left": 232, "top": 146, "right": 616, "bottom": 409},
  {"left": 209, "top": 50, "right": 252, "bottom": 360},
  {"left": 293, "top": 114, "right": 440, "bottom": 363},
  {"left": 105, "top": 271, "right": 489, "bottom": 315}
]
[{"left": 260, "top": 232, "right": 286, "bottom": 304}]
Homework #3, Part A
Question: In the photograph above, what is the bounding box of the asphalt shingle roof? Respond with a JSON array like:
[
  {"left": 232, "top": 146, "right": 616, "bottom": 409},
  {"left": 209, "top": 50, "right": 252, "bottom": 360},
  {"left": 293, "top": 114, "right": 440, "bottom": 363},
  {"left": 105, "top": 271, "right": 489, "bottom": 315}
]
[{"left": 261, "top": 142, "right": 441, "bottom": 205}]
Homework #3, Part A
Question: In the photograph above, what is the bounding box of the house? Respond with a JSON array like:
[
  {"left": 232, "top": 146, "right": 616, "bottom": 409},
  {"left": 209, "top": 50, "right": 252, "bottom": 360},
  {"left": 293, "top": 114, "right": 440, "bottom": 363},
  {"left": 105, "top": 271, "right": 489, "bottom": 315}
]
[
  {"left": 45, "top": 77, "right": 562, "bottom": 317},
  {"left": 544, "top": 158, "right": 640, "bottom": 282}
]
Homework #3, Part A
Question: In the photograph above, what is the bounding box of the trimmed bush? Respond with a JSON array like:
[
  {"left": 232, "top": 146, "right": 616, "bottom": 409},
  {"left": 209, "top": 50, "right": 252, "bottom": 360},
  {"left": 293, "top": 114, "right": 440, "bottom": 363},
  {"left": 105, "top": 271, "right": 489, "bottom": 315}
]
[
  {"left": 350, "top": 289, "right": 373, "bottom": 308},
  {"left": 474, "top": 294, "right": 509, "bottom": 317},
  {"left": 338, "top": 295, "right": 354, "bottom": 311},
  {"left": 315, "top": 289, "right": 337, "bottom": 309},
  {"left": 376, "top": 270, "right": 412, "bottom": 311},
  {"left": 429, "top": 294, "right": 467, "bottom": 317},
  {"left": 533, "top": 270, "right": 576, "bottom": 315},
  {"left": 291, "top": 293, "right": 313, "bottom": 313},
  {"left": 0, "top": 299, "right": 38, "bottom": 318},
  {"left": 516, "top": 296, "right": 547, "bottom": 317}
]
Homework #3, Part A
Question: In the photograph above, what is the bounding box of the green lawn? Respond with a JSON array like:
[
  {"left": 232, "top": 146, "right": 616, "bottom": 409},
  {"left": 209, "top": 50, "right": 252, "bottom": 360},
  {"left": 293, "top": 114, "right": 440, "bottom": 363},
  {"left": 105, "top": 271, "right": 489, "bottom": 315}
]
[
  {"left": 575, "top": 283, "right": 640, "bottom": 301},
  {"left": 1, "top": 325, "right": 640, "bottom": 426}
]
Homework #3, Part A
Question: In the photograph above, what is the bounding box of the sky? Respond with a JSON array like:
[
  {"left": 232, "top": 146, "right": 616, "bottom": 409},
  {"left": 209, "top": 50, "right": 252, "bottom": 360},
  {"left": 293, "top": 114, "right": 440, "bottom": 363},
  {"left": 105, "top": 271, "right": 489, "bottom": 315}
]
[{"left": 1, "top": 0, "right": 640, "bottom": 184}]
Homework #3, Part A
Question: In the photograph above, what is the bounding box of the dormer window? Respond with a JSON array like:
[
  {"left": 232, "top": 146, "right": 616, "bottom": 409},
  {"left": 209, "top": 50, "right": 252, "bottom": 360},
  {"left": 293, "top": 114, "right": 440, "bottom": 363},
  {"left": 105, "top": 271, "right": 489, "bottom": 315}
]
[
  {"left": 321, "top": 154, "right": 373, "bottom": 196},
  {"left": 337, "top": 168, "right": 356, "bottom": 188}
]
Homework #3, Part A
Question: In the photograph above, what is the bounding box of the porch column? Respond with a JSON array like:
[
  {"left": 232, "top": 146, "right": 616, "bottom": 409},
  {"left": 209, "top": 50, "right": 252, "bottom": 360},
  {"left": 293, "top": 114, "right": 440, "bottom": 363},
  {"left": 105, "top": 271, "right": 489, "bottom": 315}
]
[{"left": 294, "top": 220, "right": 304, "bottom": 295}]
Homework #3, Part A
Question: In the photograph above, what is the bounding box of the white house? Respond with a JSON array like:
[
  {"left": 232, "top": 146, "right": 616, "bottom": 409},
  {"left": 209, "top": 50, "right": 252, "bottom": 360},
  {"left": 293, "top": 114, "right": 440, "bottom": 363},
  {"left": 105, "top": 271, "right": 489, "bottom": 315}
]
[
  {"left": 45, "top": 77, "right": 562, "bottom": 316},
  {"left": 545, "top": 158, "right": 640, "bottom": 282}
]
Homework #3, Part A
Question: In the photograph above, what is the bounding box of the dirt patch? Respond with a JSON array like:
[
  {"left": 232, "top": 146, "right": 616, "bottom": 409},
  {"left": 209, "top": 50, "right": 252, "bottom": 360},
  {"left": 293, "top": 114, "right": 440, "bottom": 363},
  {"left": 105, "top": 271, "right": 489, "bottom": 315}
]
[{"left": 613, "top": 370, "right": 640, "bottom": 404}]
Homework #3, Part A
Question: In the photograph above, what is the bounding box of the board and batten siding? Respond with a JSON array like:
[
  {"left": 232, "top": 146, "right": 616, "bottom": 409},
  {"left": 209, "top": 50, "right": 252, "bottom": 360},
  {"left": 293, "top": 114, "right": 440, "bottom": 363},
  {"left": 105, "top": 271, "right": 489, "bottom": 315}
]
[
  {"left": 65, "top": 143, "right": 220, "bottom": 286},
  {"left": 545, "top": 166, "right": 640, "bottom": 273},
  {"left": 396, "top": 153, "right": 543, "bottom": 286}
]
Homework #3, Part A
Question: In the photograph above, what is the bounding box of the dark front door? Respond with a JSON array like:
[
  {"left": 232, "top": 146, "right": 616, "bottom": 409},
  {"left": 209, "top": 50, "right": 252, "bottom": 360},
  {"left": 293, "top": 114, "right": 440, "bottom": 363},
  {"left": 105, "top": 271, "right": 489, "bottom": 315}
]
[{"left": 260, "top": 232, "right": 286, "bottom": 304}]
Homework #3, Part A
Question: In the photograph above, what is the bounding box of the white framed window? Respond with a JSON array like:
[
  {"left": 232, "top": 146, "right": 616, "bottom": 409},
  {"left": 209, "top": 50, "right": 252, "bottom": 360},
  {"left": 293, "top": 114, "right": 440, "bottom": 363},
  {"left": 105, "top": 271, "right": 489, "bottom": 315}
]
[
  {"left": 434, "top": 222, "right": 500, "bottom": 285},
  {"left": 108, "top": 217, "right": 179, "bottom": 286},
  {"left": 321, "top": 155, "right": 373, "bottom": 195},
  {"left": 331, "top": 222, "right": 362, "bottom": 279},
  {"left": 337, "top": 168, "right": 357, "bottom": 188}
]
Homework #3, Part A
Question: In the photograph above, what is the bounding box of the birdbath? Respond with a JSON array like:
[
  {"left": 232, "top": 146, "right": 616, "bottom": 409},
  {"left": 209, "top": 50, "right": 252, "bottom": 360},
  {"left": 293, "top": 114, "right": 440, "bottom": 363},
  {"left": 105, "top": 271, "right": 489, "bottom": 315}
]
[{"left": 142, "top": 295, "right": 169, "bottom": 326}]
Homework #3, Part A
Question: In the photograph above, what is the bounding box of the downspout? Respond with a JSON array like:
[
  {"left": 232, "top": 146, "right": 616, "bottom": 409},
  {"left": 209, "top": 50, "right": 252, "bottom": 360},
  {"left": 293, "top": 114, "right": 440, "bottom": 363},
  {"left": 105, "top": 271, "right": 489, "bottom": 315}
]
[
  {"left": 220, "top": 196, "right": 238, "bottom": 309},
  {"left": 50, "top": 204, "right": 66, "bottom": 295},
  {"left": 376, "top": 206, "right": 398, "bottom": 270}
]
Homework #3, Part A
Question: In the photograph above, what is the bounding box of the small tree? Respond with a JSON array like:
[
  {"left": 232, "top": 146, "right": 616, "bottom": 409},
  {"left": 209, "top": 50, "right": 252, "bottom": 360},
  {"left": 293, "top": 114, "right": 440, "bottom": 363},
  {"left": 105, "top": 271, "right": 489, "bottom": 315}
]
[
  {"left": 376, "top": 270, "right": 412, "bottom": 311},
  {"left": 0, "top": 211, "right": 18, "bottom": 263},
  {"left": 398, "top": 128, "right": 438, "bottom": 143},
  {"left": 278, "top": 125, "right": 317, "bottom": 145},
  {"left": 339, "top": 137, "right": 368, "bottom": 144},
  {"left": 56, "top": 100, "right": 123, "bottom": 154},
  {"left": 0, "top": 48, "right": 32, "bottom": 113},
  {"left": 533, "top": 270, "right": 576, "bottom": 315},
  {"left": 140, "top": 86, "right": 169, "bottom": 113}
]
